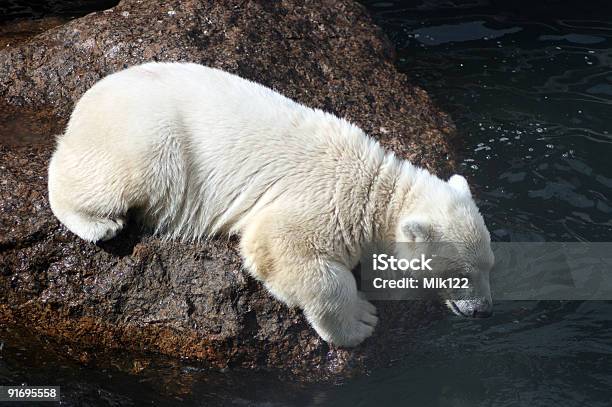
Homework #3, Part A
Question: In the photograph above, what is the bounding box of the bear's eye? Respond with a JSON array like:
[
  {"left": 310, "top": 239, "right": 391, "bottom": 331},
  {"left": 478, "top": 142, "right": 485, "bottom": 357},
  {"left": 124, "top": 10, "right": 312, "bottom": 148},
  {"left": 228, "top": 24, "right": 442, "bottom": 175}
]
[
  {"left": 475, "top": 257, "right": 495, "bottom": 272},
  {"left": 438, "top": 267, "right": 468, "bottom": 279}
]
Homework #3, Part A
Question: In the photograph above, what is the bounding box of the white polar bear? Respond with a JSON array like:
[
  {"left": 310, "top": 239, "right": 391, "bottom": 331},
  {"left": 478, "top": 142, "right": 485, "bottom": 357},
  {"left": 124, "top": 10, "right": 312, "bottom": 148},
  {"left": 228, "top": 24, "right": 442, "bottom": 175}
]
[{"left": 48, "top": 62, "right": 494, "bottom": 347}]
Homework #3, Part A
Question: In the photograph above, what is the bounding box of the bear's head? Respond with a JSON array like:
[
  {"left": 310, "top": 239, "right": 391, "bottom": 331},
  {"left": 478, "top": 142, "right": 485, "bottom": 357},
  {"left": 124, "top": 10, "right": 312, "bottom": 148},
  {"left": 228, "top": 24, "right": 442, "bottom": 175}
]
[{"left": 395, "top": 173, "right": 494, "bottom": 318}]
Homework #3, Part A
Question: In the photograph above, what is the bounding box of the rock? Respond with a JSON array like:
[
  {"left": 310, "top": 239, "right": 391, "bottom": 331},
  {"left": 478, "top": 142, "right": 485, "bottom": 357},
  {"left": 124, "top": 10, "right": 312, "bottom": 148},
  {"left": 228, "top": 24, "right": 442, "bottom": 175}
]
[
  {"left": 0, "top": 0, "right": 455, "bottom": 381},
  {"left": 0, "top": 16, "right": 69, "bottom": 49}
]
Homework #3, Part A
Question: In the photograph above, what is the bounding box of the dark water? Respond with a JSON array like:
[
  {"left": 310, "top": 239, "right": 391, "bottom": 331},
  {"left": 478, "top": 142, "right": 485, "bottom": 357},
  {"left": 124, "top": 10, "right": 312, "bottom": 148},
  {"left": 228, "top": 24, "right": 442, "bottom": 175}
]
[
  {"left": 371, "top": 0, "right": 612, "bottom": 243},
  {"left": 2, "top": 1, "right": 612, "bottom": 405},
  {"left": 0, "top": 0, "right": 119, "bottom": 21},
  {"left": 351, "top": 2, "right": 612, "bottom": 406}
]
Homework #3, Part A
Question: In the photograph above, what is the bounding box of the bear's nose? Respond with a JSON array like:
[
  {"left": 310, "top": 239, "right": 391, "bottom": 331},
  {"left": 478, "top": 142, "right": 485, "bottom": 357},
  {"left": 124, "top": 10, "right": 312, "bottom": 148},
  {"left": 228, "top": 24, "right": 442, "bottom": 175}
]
[
  {"left": 472, "top": 299, "right": 493, "bottom": 318},
  {"left": 472, "top": 308, "right": 492, "bottom": 318}
]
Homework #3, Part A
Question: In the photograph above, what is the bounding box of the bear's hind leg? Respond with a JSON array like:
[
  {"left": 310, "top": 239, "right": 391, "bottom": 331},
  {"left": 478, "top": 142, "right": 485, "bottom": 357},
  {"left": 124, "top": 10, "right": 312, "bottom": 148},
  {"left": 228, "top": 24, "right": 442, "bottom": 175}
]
[
  {"left": 55, "top": 210, "right": 126, "bottom": 242},
  {"left": 48, "top": 148, "right": 134, "bottom": 242}
]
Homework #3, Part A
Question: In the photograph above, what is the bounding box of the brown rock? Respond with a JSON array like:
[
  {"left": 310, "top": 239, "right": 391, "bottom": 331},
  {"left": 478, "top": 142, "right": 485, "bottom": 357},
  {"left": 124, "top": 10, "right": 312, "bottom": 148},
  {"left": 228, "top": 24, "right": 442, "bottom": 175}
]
[{"left": 0, "top": 0, "right": 455, "bottom": 381}]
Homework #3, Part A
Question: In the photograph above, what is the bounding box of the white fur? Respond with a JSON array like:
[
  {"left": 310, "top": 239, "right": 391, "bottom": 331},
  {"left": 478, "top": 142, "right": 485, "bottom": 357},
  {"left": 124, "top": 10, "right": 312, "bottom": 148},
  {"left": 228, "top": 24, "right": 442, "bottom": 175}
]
[{"left": 48, "top": 62, "right": 493, "bottom": 346}]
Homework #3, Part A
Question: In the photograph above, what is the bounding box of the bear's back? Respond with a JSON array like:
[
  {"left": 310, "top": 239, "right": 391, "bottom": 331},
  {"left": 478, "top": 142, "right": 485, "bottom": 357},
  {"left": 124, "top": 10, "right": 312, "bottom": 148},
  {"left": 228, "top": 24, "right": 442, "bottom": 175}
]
[{"left": 62, "top": 62, "right": 379, "bottom": 239}]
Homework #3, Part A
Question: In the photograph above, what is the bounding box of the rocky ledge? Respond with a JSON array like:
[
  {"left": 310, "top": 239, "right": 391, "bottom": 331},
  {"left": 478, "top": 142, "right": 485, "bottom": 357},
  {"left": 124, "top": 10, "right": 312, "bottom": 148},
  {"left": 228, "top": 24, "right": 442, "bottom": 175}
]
[{"left": 0, "top": 0, "right": 455, "bottom": 381}]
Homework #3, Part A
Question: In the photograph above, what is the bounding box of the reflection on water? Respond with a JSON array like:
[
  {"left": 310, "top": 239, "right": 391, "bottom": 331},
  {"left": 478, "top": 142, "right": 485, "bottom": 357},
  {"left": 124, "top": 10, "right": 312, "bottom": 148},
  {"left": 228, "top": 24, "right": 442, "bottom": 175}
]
[
  {"left": 326, "top": 301, "right": 612, "bottom": 406},
  {"left": 2, "top": 1, "right": 612, "bottom": 406},
  {"left": 0, "top": 325, "right": 320, "bottom": 406}
]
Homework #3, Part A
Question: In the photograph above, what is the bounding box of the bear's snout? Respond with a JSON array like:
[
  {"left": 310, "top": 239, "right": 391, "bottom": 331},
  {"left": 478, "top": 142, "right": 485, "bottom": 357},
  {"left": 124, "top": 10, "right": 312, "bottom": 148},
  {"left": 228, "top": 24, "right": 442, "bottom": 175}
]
[{"left": 450, "top": 298, "right": 493, "bottom": 318}]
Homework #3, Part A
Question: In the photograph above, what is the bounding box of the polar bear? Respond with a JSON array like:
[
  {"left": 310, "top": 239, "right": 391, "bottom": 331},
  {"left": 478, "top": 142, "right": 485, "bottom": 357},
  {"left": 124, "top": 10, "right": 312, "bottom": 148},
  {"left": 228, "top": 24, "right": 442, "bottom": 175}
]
[{"left": 48, "top": 62, "right": 494, "bottom": 347}]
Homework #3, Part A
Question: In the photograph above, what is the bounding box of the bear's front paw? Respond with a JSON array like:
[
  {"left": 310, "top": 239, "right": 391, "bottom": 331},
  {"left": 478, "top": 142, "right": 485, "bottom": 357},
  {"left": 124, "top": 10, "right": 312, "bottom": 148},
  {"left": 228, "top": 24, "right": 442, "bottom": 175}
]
[{"left": 310, "top": 296, "right": 378, "bottom": 347}]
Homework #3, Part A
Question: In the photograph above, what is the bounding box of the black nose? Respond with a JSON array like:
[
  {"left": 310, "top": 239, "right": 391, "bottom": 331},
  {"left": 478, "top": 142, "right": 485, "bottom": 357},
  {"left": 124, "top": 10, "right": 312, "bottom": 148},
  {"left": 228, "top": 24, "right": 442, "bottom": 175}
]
[{"left": 473, "top": 308, "right": 492, "bottom": 318}]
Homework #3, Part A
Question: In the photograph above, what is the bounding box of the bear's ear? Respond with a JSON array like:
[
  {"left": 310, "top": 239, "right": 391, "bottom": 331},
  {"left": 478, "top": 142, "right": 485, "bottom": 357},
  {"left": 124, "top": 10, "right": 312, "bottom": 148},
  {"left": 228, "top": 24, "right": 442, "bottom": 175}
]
[
  {"left": 448, "top": 174, "right": 471, "bottom": 197},
  {"left": 400, "top": 217, "right": 431, "bottom": 242}
]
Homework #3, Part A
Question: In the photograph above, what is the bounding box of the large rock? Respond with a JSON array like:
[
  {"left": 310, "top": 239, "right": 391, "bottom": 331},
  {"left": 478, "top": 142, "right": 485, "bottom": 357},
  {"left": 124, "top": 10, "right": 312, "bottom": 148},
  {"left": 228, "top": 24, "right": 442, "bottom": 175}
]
[{"left": 0, "top": 0, "right": 455, "bottom": 381}]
